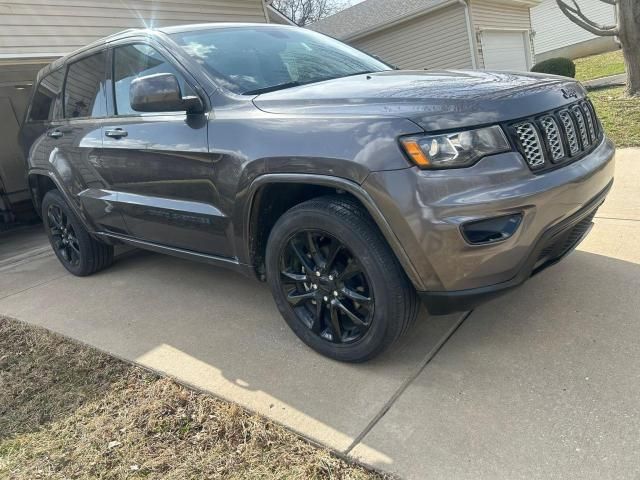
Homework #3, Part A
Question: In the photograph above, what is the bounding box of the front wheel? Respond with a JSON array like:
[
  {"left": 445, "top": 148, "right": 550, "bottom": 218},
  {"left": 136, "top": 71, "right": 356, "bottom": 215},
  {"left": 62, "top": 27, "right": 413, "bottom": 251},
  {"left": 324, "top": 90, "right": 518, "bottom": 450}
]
[{"left": 265, "top": 196, "right": 419, "bottom": 363}]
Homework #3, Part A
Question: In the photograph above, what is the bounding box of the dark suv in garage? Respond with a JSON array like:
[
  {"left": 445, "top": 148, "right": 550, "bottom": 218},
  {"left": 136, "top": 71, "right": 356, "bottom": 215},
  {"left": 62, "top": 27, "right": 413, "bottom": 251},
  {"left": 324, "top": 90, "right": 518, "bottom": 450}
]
[{"left": 20, "top": 24, "right": 615, "bottom": 362}]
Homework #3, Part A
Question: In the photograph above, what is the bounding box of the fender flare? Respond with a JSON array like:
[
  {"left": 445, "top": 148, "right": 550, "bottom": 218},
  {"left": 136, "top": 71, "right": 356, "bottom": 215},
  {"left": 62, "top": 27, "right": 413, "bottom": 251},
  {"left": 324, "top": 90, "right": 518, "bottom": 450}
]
[
  {"left": 27, "top": 168, "right": 96, "bottom": 234},
  {"left": 240, "top": 173, "right": 426, "bottom": 291}
]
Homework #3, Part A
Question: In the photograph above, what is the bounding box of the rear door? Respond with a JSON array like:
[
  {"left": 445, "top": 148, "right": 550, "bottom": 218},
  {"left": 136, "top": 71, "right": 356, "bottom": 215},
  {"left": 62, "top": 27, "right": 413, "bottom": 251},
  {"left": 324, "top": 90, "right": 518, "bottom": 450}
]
[
  {"left": 58, "top": 50, "right": 128, "bottom": 233},
  {"left": 100, "top": 43, "right": 229, "bottom": 256}
]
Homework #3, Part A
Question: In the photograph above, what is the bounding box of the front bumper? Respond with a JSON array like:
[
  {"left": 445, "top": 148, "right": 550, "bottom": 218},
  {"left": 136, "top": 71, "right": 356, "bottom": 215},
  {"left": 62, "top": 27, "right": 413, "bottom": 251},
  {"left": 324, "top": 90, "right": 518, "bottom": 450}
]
[
  {"left": 419, "top": 180, "right": 610, "bottom": 314},
  {"left": 363, "top": 137, "right": 615, "bottom": 313}
]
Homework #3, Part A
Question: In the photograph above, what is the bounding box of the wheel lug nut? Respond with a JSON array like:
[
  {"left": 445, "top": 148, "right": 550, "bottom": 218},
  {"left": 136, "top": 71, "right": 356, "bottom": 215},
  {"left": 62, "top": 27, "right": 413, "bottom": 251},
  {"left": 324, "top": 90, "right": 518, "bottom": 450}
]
[
  {"left": 316, "top": 271, "right": 321, "bottom": 277},
  {"left": 312, "top": 284, "right": 318, "bottom": 289},
  {"left": 329, "top": 275, "right": 334, "bottom": 281},
  {"left": 333, "top": 291, "right": 338, "bottom": 297},
  {"left": 323, "top": 296, "right": 328, "bottom": 302}
]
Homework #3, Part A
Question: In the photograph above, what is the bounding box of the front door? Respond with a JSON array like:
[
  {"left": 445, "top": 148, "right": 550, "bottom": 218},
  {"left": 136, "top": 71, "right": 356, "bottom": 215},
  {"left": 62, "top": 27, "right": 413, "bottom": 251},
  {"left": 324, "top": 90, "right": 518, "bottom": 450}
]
[{"left": 101, "top": 43, "right": 230, "bottom": 257}]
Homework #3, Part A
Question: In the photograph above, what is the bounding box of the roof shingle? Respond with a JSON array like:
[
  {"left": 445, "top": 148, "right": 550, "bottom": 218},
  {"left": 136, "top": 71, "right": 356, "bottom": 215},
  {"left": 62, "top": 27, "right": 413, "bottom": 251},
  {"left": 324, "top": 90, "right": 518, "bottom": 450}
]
[{"left": 309, "top": 0, "right": 450, "bottom": 39}]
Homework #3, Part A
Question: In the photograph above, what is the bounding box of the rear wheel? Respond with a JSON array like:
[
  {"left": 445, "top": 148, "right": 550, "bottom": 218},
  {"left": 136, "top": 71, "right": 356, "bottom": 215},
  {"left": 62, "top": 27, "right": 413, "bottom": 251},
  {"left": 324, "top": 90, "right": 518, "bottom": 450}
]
[
  {"left": 42, "top": 190, "right": 114, "bottom": 276},
  {"left": 265, "top": 196, "right": 419, "bottom": 362}
]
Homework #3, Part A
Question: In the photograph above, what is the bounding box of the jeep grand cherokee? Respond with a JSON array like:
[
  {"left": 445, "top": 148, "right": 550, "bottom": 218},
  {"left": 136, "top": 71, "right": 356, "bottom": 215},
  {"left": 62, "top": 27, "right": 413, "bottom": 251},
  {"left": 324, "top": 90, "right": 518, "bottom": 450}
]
[{"left": 20, "top": 24, "right": 615, "bottom": 362}]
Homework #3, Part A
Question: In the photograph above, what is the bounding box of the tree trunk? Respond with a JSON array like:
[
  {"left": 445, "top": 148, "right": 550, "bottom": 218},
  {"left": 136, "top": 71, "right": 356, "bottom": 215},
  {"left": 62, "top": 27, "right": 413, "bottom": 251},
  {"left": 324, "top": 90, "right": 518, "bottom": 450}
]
[{"left": 617, "top": 0, "right": 640, "bottom": 96}]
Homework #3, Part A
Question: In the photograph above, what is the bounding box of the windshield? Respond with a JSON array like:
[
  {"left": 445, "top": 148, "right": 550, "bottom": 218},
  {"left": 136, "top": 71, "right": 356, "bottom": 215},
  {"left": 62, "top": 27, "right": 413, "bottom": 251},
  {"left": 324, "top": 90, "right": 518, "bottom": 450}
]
[{"left": 170, "top": 26, "right": 391, "bottom": 95}]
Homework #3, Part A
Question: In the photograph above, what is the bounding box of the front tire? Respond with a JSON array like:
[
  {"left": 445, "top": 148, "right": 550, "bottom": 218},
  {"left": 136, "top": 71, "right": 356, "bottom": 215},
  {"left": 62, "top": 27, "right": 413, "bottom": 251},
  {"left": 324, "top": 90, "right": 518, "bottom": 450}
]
[
  {"left": 265, "top": 196, "right": 419, "bottom": 363},
  {"left": 42, "top": 190, "right": 114, "bottom": 276}
]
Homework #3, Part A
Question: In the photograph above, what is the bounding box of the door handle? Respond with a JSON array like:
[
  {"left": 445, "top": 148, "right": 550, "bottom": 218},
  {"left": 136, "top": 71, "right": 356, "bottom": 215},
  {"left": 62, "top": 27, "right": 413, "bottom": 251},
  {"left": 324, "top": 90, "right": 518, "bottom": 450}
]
[
  {"left": 105, "top": 128, "right": 128, "bottom": 139},
  {"left": 47, "top": 130, "right": 63, "bottom": 139}
]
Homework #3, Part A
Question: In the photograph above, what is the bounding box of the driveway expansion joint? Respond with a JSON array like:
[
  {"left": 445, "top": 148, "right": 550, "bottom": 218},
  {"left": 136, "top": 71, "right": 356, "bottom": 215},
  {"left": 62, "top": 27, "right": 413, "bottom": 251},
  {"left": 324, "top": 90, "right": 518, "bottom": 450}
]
[
  {"left": 343, "top": 309, "right": 473, "bottom": 455},
  {"left": 0, "top": 273, "right": 70, "bottom": 302},
  {"left": 0, "top": 247, "right": 53, "bottom": 271},
  {"left": 595, "top": 215, "right": 640, "bottom": 223}
]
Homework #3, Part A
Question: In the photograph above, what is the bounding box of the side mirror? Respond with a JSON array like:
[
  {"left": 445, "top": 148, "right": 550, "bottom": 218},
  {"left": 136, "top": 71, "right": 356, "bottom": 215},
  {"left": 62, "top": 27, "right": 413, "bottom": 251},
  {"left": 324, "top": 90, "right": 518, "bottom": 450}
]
[{"left": 130, "top": 73, "right": 204, "bottom": 114}]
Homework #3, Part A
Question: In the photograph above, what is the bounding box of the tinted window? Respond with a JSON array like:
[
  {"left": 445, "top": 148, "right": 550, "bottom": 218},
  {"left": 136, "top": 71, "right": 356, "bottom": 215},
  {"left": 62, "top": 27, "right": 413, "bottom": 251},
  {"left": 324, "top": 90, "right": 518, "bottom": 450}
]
[
  {"left": 171, "top": 27, "right": 390, "bottom": 95},
  {"left": 29, "top": 69, "right": 64, "bottom": 122},
  {"left": 64, "top": 52, "right": 107, "bottom": 119},
  {"left": 113, "top": 44, "right": 193, "bottom": 115}
]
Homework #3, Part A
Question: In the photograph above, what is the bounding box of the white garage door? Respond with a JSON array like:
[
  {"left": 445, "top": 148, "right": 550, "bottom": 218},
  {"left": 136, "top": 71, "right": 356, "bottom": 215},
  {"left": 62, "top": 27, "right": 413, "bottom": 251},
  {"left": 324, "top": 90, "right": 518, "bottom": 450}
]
[{"left": 482, "top": 30, "right": 531, "bottom": 71}]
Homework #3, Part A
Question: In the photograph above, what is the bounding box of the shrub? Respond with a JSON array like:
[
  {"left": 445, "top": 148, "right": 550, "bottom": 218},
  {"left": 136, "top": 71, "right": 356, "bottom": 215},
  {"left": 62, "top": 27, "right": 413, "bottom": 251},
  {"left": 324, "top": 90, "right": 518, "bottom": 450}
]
[{"left": 531, "top": 58, "right": 576, "bottom": 78}]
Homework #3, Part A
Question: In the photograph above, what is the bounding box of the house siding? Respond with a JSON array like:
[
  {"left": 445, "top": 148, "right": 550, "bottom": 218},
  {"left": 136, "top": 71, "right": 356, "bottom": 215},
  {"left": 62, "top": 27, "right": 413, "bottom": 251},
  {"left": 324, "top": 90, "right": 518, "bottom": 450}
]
[
  {"left": 469, "top": 0, "right": 533, "bottom": 69},
  {"left": 531, "top": 0, "right": 615, "bottom": 56},
  {"left": 351, "top": 4, "right": 473, "bottom": 71},
  {"left": 0, "top": 0, "right": 268, "bottom": 57}
]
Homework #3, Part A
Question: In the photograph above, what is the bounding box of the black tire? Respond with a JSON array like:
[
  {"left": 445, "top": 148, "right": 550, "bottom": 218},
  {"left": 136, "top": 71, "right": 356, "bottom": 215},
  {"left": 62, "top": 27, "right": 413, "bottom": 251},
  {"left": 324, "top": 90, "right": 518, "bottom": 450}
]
[
  {"left": 42, "top": 190, "right": 114, "bottom": 276},
  {"left": 265, "top": 195, "right": 419, "bottom": 363}
]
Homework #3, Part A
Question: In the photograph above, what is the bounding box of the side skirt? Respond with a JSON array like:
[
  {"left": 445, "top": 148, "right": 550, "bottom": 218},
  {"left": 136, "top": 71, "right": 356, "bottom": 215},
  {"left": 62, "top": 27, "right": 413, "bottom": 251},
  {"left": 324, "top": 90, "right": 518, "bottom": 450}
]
[{"left": 95, "top": 232, "right": 256, "bottom": 278}]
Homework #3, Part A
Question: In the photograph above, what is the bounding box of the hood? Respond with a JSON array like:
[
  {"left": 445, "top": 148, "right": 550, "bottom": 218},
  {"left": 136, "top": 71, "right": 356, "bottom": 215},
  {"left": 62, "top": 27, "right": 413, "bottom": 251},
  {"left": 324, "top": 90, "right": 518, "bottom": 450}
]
[{"left": 253, "top": 70, "right": 586, "bottom": 132}]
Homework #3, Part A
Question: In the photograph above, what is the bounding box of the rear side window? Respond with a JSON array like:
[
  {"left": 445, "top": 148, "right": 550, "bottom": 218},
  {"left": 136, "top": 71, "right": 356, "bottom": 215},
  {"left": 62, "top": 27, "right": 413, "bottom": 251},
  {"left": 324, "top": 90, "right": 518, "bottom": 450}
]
[
  {"left": 113, "top": 44, "right": 193, "bottom": 116},
  {"left": 64, "top": 51, "right": 107, "bottom": 119},
  {"left": 29, "top": 69, "right": 64, "bottom": 122}
]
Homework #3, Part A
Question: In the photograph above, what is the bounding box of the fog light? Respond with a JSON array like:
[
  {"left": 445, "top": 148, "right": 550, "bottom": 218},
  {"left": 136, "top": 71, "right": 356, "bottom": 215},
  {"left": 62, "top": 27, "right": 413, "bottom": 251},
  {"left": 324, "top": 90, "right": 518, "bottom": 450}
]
[{"left": 461, "top": 214, "right": 522, "bottom": 245}]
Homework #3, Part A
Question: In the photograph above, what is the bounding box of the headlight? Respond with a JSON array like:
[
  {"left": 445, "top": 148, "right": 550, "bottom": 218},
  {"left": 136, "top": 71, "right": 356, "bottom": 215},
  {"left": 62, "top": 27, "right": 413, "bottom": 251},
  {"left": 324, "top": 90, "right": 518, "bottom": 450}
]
[{"left": 400, "top": 125, "right": 511, "bottom": 169}]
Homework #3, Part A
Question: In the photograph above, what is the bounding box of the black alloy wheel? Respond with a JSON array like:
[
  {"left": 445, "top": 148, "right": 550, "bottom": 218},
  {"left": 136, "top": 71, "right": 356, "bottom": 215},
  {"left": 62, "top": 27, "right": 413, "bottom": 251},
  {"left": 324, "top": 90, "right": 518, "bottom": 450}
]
[
  {"left": 265, "top": 195, "right": 419, "bottom": 363},
  {"left": 280, "top": 230, "right": 374, "bottom": 344},
  {"left": 42, "top": 189, "right": 114, "bottom": 276},
  {"left": 47, "top": 204, "right": 81, "bottom": 268}
]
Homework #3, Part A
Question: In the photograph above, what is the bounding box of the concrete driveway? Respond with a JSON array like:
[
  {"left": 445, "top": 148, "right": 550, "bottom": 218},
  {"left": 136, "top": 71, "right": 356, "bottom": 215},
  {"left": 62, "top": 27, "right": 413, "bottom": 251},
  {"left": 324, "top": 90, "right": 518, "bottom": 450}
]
[{"left": 1, "top": 149, "right": 638, "bottom": 479}]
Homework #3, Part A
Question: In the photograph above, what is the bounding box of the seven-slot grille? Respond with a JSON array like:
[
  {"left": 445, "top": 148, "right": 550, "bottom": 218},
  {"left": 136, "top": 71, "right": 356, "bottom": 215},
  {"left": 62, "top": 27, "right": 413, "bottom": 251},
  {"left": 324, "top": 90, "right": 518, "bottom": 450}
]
[{"left": 511, "top": 99, "right": 602, "bottom": 172}]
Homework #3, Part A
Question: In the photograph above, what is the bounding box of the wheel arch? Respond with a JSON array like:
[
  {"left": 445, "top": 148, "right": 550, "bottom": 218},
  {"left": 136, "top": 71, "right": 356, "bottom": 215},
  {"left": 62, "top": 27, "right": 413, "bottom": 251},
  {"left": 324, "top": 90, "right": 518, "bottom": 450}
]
[
  {"left": 27, "top": 169, "right": 95, "bottom": 233},
  {"left": 239, "top": 174, "right": 425, "bottom": 291}
]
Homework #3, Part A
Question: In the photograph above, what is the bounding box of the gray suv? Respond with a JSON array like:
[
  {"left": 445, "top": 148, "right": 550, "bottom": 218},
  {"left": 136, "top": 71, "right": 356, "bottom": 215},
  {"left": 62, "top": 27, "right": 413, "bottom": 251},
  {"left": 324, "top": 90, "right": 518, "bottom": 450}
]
[{"left": 20, "top": 24, "right": 615, "bottom": 362}]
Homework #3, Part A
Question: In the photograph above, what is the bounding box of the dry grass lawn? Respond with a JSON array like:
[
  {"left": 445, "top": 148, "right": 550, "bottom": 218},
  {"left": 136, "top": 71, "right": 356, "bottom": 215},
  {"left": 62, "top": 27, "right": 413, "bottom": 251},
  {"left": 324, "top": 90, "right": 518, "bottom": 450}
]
[
  {"left": 590, "top": 86, "right": 640, "bottom": 148},
  {"left": 0, "top": 317, "right": 387, "bottom": 480}
]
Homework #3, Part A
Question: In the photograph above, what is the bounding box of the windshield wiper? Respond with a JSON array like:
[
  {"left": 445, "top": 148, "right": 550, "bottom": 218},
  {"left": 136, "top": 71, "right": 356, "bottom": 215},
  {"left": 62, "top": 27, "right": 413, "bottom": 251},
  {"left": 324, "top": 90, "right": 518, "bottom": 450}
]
[
  {"left": 242, "top": 70, "right": 385, "bottom": 96},
  {"left": 339, "top": 70, "right": 379, "bottom": 78},
  {"left": 243, "top": 81, "right": 304, "bottom": 95}
]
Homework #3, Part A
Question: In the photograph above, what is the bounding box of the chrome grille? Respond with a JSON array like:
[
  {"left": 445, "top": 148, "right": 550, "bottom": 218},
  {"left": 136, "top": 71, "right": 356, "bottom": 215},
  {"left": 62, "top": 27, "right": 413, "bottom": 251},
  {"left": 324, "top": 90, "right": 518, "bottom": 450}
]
[
  {"left": 581, "top": 101, "right": 597, "bottom": 141},
  {"left": 585, "top": 101, "right": 600, "bottom": 137},
  {"left": 572, "top": 105, "right": 590, "bottom": 147},
  {"left": 510, "top": 98, "right": 602, "bottom": 172},
  {"left": 540, "top": 115, "right": 565, "bottom": 163},
  {"left": 559, "top": 110, "right": 580, "bottom": 155},
  {"left": 514, "top": 122, "right": 545, "bottom": 169}
]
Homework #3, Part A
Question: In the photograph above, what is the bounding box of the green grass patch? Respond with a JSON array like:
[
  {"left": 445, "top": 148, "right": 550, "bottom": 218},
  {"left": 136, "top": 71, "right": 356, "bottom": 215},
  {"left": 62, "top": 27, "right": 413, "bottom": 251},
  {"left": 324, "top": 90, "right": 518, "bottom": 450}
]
[
  {"left": 575, "top": 50, "right": 625, "bottom": 82},
  {"left": 590, "top": 86, "right": 640, "bottom": 148}
]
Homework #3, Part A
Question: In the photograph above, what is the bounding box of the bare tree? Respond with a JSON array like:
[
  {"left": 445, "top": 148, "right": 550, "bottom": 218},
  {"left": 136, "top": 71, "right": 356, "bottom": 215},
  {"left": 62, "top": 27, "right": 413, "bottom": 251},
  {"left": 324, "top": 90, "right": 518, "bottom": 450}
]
[
  {"left": 556, "top": 0, "right": 639, "bottom": 96},
  {"left": 270, "top": 0, "right": 341, "bottom": 26}
]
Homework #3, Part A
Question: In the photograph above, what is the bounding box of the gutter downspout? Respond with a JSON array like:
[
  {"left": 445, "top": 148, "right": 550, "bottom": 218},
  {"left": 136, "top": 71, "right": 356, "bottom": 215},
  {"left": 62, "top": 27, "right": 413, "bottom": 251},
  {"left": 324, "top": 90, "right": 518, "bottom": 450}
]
[{"left": 457, "top": 0, "right": 478, "bottom": 69}]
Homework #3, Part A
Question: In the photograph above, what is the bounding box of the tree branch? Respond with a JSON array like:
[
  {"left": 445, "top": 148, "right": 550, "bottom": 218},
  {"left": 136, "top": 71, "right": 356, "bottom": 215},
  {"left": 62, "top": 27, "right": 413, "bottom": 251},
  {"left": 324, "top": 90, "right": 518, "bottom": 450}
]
[
  {"left": 272, "top": 0, "right": 339, "bottom": 26},
  {"left": 556, "top": 0, "right": 619, "bottom": 36},
  {"left": 567, "top": 0, "right": 618, "bottom": 30}
]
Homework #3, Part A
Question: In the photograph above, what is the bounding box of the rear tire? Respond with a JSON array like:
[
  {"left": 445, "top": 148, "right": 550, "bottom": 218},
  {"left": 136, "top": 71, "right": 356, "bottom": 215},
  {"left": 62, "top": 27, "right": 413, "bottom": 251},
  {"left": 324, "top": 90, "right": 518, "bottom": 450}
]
[
  {"left": 265, "top": 195, "right": 419, "bottom": 363},
  {"left": 42, "top": 190, "right": 114, "bottom": 276}
]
